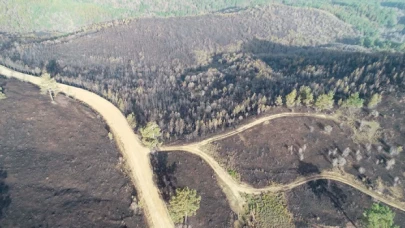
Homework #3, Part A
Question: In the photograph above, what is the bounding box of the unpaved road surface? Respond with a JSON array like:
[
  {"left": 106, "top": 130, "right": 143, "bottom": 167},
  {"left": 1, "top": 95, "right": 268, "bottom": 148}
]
[
  {"left": 0, "top": 66, "right": 174, "bottom": 228},
  {"left": 160, "top": 113, "right": 405, "bottom": 214},
  {"left": 3, "top": 64, "right": 405, "bottom": 226}
]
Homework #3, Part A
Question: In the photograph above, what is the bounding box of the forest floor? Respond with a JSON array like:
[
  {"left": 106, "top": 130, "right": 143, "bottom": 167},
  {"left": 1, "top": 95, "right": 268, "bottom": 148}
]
[{"left": 0, "top": 78, "right": 146, "bottom": 227}]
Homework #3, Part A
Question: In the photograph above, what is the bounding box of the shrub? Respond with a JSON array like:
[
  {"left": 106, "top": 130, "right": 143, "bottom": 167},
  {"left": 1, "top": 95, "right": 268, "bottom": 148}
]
[
  {"left": 244, "top": 193, "right": 293, "bottom": 228},
  {"left": 324, "top": 125, "right": 333, "bottom": 134},
  {"left": 0, "top": 87, "right": 6, "bottom": 100},
  {"left": 126, "top": 112, "right": 137, "bottom": 129},
  {"left": 108, "top": 132, "right": 113, "bottom": 140},
  {"left": 386, "top": 158, "right": 395, "bottom": 170},
  {"left": 227, "top": 169, "right": 241, "bottom": 181}
]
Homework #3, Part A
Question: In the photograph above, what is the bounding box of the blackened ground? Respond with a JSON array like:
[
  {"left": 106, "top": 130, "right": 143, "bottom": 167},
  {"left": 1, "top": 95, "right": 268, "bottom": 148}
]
[
  {"left": 150, "top": 151, "right": 237, "bottom": 228},
  {"left": 0, "top": 78, "right": 145, "bottom": 228},
  {"left": 287, "top": 180, "right": 405, "bottom": 227},
  {"left": 213, "top": 116, "right": 358, "bottom": 187}
]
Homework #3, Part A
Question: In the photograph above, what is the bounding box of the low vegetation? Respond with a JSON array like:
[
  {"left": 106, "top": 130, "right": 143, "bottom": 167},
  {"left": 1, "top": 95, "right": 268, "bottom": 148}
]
[
  {"left": 227, "top": 168, "right": 241, "bottom": 182},
  {"left": 242, "top": 193, "right": 293, "bottom": 228},
  {"left": 168, "top": 187, "right": 201, "bottom": 225}
]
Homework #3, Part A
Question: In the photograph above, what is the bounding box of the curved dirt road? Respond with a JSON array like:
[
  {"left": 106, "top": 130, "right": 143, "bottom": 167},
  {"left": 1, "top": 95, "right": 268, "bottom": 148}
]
[
  {"left": 4, "top": 64, "right": 405, "bottom": 225},
  {"left": 160, "top": 113, "right": 405, "bottom": 213},
  {"left": 0, "top": 66, "right": 174, "bottom": 228}
]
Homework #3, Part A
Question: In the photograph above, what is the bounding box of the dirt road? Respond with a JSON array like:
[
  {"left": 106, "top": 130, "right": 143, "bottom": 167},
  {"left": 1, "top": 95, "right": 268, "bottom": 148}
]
[
  {"left": 0, "top": 66, "right": 174, "bottom": 228},
  {"left": 160, "top": 113, "right": 405, "bottom": 214},
  {"left": 3, "top": 64, "right": 405, "bottom": 225}
]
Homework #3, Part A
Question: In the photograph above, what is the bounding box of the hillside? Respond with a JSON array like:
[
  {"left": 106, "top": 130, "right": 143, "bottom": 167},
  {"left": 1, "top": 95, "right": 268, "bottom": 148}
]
[
  {"left": 0, "top": 78, "right": 146, "bottom": 227},
  {"left": 2, "top": 4, "right": 356, "bottom": 68}
]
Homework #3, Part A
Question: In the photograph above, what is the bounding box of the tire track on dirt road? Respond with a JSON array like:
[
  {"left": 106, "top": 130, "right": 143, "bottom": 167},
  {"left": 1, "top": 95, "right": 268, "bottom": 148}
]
[
  {"left": 0, "top": 65, "right": 174, "bottom": 228},
  {"left": 160, "top": 113, "right": 405, "bottom": 214}
]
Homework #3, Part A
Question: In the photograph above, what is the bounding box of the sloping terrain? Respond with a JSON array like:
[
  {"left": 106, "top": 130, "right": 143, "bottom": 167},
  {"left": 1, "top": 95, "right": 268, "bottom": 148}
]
[
  {"left": 0, "top": 1, "right": 357, "bottom": 35},
  {"left": 0, "top": 78, "right": 146, "bottom": 227},
  {"left": 4, "top": 4, "right": 355, "bottom": 69}
]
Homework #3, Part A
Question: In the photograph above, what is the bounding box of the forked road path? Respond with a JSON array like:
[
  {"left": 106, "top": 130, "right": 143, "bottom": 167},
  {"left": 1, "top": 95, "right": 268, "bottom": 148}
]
[
  {"left": 0, "top": 66, "right": 174, "bottom": 228},
  {"left": 160, "top": 113, "right": 405, "bottom": 213},
  {"left": 3, "top": 65, "right": 405, "bottom": 225}
]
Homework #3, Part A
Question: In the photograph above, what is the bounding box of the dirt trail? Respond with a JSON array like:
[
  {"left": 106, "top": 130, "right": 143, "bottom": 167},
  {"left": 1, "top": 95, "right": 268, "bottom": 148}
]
[
  {"left": 3, "top": 64, "right": 405, "bottom": 225},
  {"left": 160, "top": 113, "right": 405, "bottom": 214},
  {"left": 0, "top": 66, "right": 174, "bottom": 228}
]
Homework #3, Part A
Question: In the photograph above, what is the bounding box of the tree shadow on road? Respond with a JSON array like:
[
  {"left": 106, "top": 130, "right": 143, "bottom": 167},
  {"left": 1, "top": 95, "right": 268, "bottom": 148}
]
[{"left": 150, "top": 152, "right": 177, "bottom": 201}]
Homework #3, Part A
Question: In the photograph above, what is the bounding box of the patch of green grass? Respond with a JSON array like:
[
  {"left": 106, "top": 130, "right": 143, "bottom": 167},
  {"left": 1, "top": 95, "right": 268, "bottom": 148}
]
[
  {"left": 242, "top": 193, "right": 293, "bottom": 228},
  {"left": 227, "top": 168, "right": 241, "bottom": 181}
]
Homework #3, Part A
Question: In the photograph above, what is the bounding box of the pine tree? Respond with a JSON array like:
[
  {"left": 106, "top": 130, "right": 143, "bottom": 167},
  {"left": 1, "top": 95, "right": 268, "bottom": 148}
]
[
  {"left": 299, "top": 86, "right": 314, "bottom": 107},
  {"left": 140, "top": 122, "right": 162, "bottom": 148},
  {"left": 275, "top": 95, "right": 283, "bottom": 106},
  {"left": 285, "top": 89, "right": 297, "bottom": 108},
  {"left": 315, "top": 91, "right": 335, "bottom": 111},
  {"left": 168, "top": 187, "right": 201, "bottom": 224},
  {"left": 126, "top": 112, "right": 137, "bottom": 129},
  {"left": 363, "top": 203, "right": 399, "bottom": 228},
  {"left": 367, "top": 93, "right": 382, "bottom": 109},
  {"left": 342, "top": 92, "right": 364, "bottom": 109},
  {"left": 39, "top": 72, "right": 59, "bottom": 102}
]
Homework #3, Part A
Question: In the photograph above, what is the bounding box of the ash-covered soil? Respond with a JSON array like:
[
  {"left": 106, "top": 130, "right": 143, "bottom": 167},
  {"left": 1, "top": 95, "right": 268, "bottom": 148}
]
[
  {"left": 287, "top": 179, "right": 405, "bottom": 227},
  {"left": 0, "top": 78, "right": 146, "bottom": 228},
  {"left": 150, "top": 151, "right": 237, "bottom": 228}
]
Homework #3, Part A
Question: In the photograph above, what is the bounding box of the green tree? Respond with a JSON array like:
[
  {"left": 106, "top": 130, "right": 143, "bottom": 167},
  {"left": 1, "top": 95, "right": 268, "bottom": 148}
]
[
  {"left": 342, "top": 92, "right": 364, "bottom": 109},
  {"left": 299, "top": 86, "right": 314, "bottom": 107},
  {"left": 126, "top": 112, "right": 137, "bottom": 129},
  {"left": 140, "top": 121, "right": 162, "bottom": 148},
  {"left": 275, "top": 95, "right": 283, "bottom": 106},
  {"left": 0, "top": 87, "right": 6, "bottom": 100},
  {"left": 315, "top": 91, "right": 335, "bottom": 111},
  {"left": 363, "top": 203, "right": 399, "bottom": 228},
  {"left": 367, "top": 93, "right": 382, "bottom": 109},
  {"left": 39, "top": 72, "right": 59, "bottom": 102},
  {"left": 168, "top": 187, "right": 201, "bottom": 224},
  {"left": 285, "top": 89, "right": 297, "bottom": 108}
]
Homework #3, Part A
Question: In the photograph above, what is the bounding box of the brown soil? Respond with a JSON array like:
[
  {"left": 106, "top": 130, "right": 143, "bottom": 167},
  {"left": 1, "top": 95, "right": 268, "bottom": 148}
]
[
  {"left": 0, "top": 78, "right": 146, "bottom": 227},
  {"left": 150, "top": 151, "right": 237, "bottom": 228},
  {"left": 287, "top": 179, "right": 405, "bottom": 227}
]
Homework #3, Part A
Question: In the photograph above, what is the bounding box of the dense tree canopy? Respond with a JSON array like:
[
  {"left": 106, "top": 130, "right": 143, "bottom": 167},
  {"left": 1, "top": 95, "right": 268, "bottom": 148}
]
[
  {"left": 168, "top": 187, "right": 201, "bottom": 224},
  {"left": 363, "top": 203, "right": 399, "bottom": 228}
]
